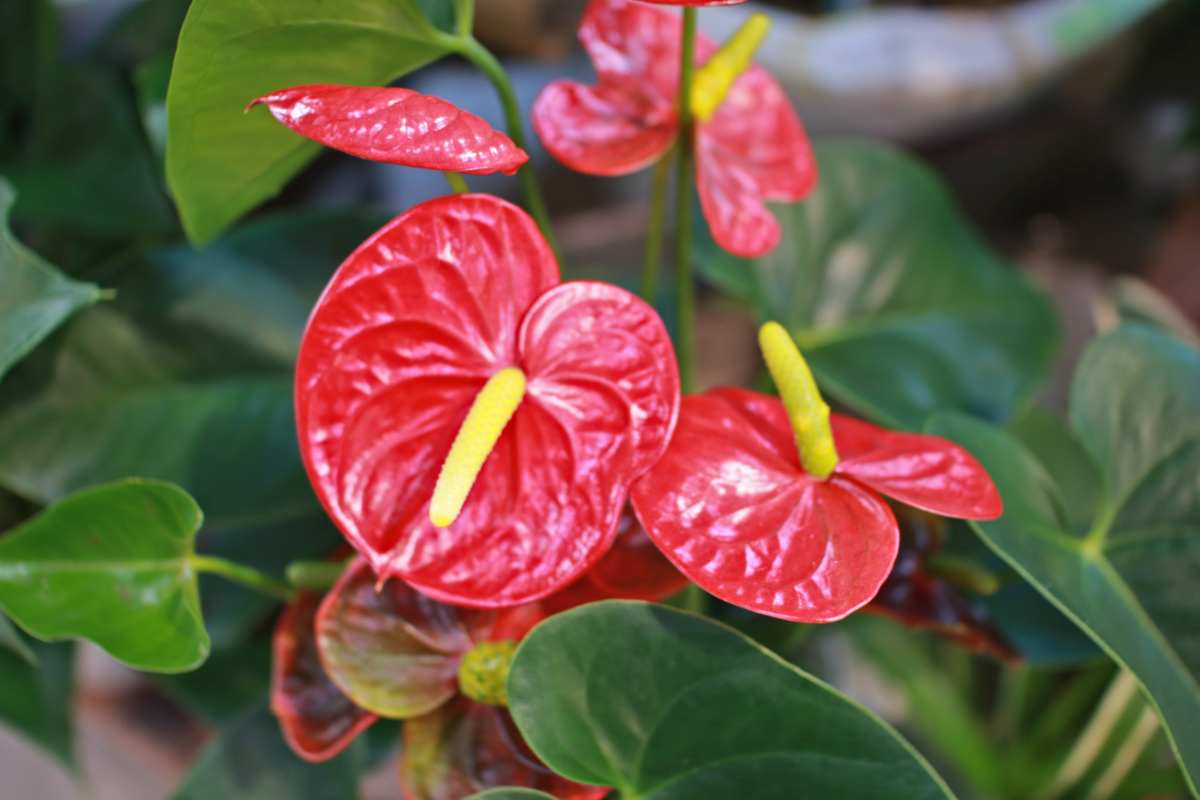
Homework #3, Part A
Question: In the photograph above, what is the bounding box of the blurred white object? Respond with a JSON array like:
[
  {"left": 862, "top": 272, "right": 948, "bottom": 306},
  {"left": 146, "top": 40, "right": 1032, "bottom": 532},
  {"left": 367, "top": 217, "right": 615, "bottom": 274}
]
[{"left": 702, "top": 0, "right": 1167, "bottom": 139}]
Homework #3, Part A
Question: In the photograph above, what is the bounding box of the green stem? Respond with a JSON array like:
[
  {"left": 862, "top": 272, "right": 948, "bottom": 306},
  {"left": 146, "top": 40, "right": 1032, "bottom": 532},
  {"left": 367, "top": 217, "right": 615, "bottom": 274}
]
[
  {"left": 452, "top": 35, "right": 559, "bottom": 258},
  {"left": 673, "top": 9, "right": 698, "bottom": 393},
  {"left": 192, "top": 555, "right": 294, "bottom": 602},
  {"left": 444, "top": 172, "right": 470, "bottom": 194},
  {"left": 285, "top": 559, "right": 350, "bottom": 592},
  {"left": 641, "top": 150, "right": 674, "bottom": 304},
  {"left": 1085, "top": 706, "right": 1158, "bottom": 800},
  {"left": 454, "top": 0, "right": 475, "bottom": 37}
]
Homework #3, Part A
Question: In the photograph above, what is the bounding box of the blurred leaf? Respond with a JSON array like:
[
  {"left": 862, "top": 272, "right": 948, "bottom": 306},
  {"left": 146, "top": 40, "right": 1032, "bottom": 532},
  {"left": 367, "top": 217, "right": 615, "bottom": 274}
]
[
  {"left": 157, "top": 639, "right": 271, "bottom": 727},
  {"left": 0, "top": 639, "right": 73, "bottom": 766},
  {"left": 0, "top": 479, "right": 209, "bottom": 673},
  {"left": 0, "top": 0, "right": 56, "bottom": 160},
  {"left": 927, "top": 325, "right": 1200, "bottom": 794},
  {"left": 1108, "top": 276, "right": 1200, "bottom": 348},
  {"left": 4, "top": 66, "right": 175, "bottom": 238},
  {"left": 0, "top": 179, "right": 100, "bottom": 383},
  {"left": 166, "top": 0, "right": 460, "bottom": 243},
  {"left": 173, "top": 705, "right": 361, "bottom": 799},
  {"left": 509, "top": 601, "right": 956, "bottom": 799},
  {"left": 95, "top": 0, "right": 191, "bottom": 68},
  {"left": 696, "top": 140, "right": 1057, "bottom": 430},
  {"left": 468, "top": 791, "right": 556, "bottom": 800},
  {"left": 0, "top": 612, "right": 35, "bottom": 666}
]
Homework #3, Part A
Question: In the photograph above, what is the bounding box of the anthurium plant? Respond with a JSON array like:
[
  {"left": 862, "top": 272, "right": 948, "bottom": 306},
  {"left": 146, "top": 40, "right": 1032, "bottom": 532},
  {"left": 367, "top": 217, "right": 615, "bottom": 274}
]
[{"left": 0, "top": 0, "right": 1196, "bottom": 798}]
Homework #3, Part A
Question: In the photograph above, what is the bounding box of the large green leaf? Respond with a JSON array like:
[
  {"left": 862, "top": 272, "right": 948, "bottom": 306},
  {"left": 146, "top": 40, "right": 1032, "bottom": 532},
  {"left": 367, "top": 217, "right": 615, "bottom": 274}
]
[
  {"left": 166, "top": 0, "right": 460, "bottom": 243},
  {"left": 0, "top": 180, "right": 100, "bottom": 382},
  {"left": 696, "top": 140, "right": 1057, "bottom": 429},
  {"left": 0, "top": 479, "right": 208, "bottom": 673},
  {"left": 0, "top": 639, "right": 73, "bottom": 766},
  {"left": 173, "top": 706, "right": 361, "bottom": 799},
  {"left": 927, "top": 324, "right": 1200, "bottom": 794},
  {"left": 508, "top": 601, "right": 955, "bottom": 800}
]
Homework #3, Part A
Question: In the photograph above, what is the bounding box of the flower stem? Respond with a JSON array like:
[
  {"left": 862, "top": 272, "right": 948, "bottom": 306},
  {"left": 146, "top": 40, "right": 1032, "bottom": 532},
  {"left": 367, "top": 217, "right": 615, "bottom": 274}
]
[
  {"left": 285, "top": 559, "right": 350, "bottom": 592},
  {"left": 453, "top": 0, "right": 475, "bottom": 38},
  {"left": 641, "top": 150, "right": 674, "bottom": 304},
  {"left": 452, "top": 35, "right": 559, "bottom": 259},
  {"left": 191, "top": 555, "right": 295, "bottom": 602},
  {"left": 444, "top": 172, "right": 470, "bottom": 194},
  {"left": 674, "top": 8, "right": 698, "bottom": 393}
]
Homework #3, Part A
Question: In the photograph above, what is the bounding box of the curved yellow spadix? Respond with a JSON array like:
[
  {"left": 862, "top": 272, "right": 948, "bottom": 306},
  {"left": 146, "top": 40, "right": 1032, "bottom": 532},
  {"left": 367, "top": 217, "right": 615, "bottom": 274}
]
[
  {"left": 758, "top": 322, "right": 838, "bottom": 479},
  {"left": 429, "top": 367, "right": 526, "bottom": 528},
  {"left": 691, "top": 14, "right": 772, "bottom": 123}
]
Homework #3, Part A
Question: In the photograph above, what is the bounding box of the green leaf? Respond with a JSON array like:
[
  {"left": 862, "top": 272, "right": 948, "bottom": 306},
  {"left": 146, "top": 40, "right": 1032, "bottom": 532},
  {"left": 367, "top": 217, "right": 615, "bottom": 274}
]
[
  {"left": 0, "top": 479, "right": 209, "bottom": 673},
  {"left": 0, "top": 612, "right": 35, "bottom": 666},
  {"left": 927, "top": 324, "right": 1200, "bottom": 793},
  {"left": 166, "top": 0, "right": 459, "bottom": 243},
  {"left": 0, "top": 639, "right": 73, "bottom": 766},
  {"left": 173, "top": 705, "right": 361, "bottom": 799},
  {"left": 508, "top": 601, "right": 955, "bottom": 800},
  {"left": 0, "top": 180, "right": 100, "bottom": 382},
  {"left": 468, "top": 791, "right": 557, "bottom": 800},
  {"left": 696, "top": 140, "right": 1057, "bottom": 429}
]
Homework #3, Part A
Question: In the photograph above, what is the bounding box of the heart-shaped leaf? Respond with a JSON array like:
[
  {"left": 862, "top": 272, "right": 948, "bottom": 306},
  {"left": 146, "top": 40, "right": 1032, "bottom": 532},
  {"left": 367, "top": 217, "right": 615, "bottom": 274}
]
[
  {"left": 172, "top": 705, "right": 361, "bottom": 800},
  {"left": 508, "top": 600, "right": 956, "bottom": 799},
  {"left": 696, "top": 140, "right": 1057, "bottom": 430},
  {"left": 0, "top": 639, "right": 73, "bottom": 767},
  {"left": 0, "top": 479, "right": 209, "bottom": 673},
  {"left": 927, "top": 324, "right": 1200, "bottom": 793},
  {"left": 166, "top": 0, "right": 462, "bottom": 243},
  {"left": 0, "top": 179, "right": 100, "bottom": 382}
]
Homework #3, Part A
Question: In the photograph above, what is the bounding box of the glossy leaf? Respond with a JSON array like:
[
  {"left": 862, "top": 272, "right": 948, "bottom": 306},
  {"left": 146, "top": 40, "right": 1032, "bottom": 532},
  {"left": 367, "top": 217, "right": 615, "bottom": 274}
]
[
  {"left": 402, "top": 699, "right": 607, "bottom": 800},
  {"left": 0, "top": 639, "right": 73, "bottom": 767},
  {"left": 166, "top": 0, "right": 459, "bottom": 243},
  {"left": 272, "top": 592, "right": 376, "bottom": 762},
  {"left": 0, "top": 180, "right": 100, "bottom": 382},
  {"left": 173, "top": 706, "right": 361, "bottom": 800},
  {"left": 509, "top": 601, "right": 955, "bottom": 799},
  {"left": 315, "top": 559, "right": 488, "bottom": 718},
  {"left": 297, "top": 194, "right": 678, "bottom": 606},
  {"left": 0, "top": 480, "right": 208, "bottom": 673},
  {"left": 696, "top": 140, "right": 1057, "bottom": 430},
  {"left": 249, "top": 85, "right": 528, "bottom": 175},
  {"left": 926, "top": 324, "right": 1200, "bottom": 793}
]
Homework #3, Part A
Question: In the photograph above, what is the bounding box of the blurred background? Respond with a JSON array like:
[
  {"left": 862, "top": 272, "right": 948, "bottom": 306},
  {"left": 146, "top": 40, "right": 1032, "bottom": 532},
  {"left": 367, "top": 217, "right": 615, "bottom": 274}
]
[{"left": 1, "top": 0, "right": 1197, "bottom": 797}]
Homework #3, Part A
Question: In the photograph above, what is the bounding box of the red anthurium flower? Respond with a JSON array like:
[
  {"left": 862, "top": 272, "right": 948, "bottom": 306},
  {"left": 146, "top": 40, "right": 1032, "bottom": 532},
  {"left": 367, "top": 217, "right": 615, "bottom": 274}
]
[
  {"left": 295, "top": 194, "right": 679, "bottom": 607},
  {"left": 868, "top": 507, "right": 1017, "bottom": 661},
  {"left": 630, "top": 323, "right": 1002, "bottom": 623},
  {"left": 640, "top": 1, "right": 748, "bottom": 5},
  {"left": 533, "top": 0, "right": 815, "bottom": 257},
  {"left": 270, "top": 558, "right": 609, "bottom": 797},
  {"left": 270, "top": 591, "right": 377, "bottom": 762},
  {"left": 249, "top": 84, "right": 529, "bottom": 175}
]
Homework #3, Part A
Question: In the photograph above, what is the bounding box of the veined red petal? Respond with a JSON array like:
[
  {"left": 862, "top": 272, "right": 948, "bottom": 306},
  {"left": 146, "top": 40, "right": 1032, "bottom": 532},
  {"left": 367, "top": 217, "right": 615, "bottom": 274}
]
[
  {"left": 297, "top": 195, "right": 679, "bottom": 607},
  {"left": 271, "top": 592, "right": 376, "bottom": 762},
  {"left": 833, "top": 414, "right": 1004, "bottom": 521},
  {"left": 532, "top": 81, "right": 675, "bottom": 176},
  {"left": 696, "top": 67, "right": 817, "bottom": 258},
  {"left": 296, "top": 194, "right": 559, "bottom": 581},
  {"left": 630, "top": 389, "right": 899, "bottom": 622},
  {"left": 314, "top": 559, "right": 495, "bottom": 719},
  {"left": 401, "top": 699, "right": 608, "bottom": 800},
  {"left": 249, "top": 85, "right": 529, "bottom": 175}
]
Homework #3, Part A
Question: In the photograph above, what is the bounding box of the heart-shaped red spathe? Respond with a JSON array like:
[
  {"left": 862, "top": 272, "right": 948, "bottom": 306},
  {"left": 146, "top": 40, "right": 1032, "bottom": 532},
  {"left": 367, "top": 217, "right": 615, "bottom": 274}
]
[
  {"left": 629, "top": 388, "right": 1002, "bottom": 622},
  {"left": 533, "top": 0, "right": 815, "bottom": 257},
  {"left": 249, "top": 84, "right": 529, "bottom": 175},
  {"left": 270, "top": 591, "right": 377, "bottom": 762},
  {"left": 296, "top": 194, "right": 679, "bottom": 607}
]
